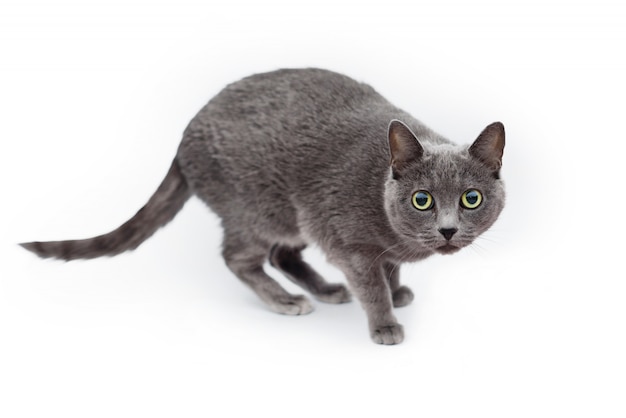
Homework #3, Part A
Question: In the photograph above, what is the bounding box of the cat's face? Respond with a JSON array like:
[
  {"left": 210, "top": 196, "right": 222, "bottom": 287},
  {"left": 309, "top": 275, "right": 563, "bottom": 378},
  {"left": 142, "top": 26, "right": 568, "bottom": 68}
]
[{"left": 384, "top": 120, "right": 505, "bottom": 255}]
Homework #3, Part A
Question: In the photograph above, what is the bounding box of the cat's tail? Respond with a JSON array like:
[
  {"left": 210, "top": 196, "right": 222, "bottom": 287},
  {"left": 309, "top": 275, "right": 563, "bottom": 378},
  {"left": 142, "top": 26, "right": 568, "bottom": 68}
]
[{"left": 20, "top": 159, "right": 191, "bottom": 261}]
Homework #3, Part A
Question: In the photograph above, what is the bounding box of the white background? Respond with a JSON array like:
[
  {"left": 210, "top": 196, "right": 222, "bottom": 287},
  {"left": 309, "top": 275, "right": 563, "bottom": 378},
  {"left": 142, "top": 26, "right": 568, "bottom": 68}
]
[{"left": 1, "top": 0, "right": 625, "bottom": 416}]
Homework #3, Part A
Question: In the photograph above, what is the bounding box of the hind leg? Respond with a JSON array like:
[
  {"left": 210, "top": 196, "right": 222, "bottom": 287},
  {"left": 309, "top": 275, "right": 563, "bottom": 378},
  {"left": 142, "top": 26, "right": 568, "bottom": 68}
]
[
  {"left": 222, "top": 233, "right": 313, "bottom": 315},
  {"left": 269, "top": 245, "right": 351, "bottom": 304}
]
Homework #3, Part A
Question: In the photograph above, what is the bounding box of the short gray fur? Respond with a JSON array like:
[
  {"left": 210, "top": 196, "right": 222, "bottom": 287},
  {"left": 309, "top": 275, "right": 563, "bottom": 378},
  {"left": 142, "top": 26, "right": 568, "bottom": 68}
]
[{"left": 21, "top": 68, "right": 506, "bottom": 345}]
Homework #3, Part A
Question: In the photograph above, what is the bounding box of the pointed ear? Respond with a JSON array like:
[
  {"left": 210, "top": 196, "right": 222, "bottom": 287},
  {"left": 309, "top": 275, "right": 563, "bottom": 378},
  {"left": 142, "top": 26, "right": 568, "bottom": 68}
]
[
  {"left": 388, "top": 119, "right": 424, "bottom": 172},
  {"left": 469, "top": 122, "right": 505, "bottom": 171}
]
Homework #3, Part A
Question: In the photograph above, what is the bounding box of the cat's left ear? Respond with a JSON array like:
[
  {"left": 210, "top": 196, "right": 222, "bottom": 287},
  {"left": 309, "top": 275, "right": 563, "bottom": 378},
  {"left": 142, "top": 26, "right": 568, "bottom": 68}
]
[
  {"left": 469, "top": 122, "right": 505, "bottom": 172},
  {"left": 388, "top": 120, "right": 424, "bottom": 173}
]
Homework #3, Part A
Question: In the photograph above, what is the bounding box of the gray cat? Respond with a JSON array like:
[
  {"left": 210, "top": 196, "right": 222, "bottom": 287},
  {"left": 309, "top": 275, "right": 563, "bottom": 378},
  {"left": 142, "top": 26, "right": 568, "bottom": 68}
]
[{"left": 21, "top": 68, "right": 505, "bottom": 345}]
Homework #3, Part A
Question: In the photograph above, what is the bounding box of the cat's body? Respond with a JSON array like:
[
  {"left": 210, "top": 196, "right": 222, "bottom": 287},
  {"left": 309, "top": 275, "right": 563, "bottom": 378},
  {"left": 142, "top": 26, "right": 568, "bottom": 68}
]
[{"left": 21, "top": 68, "right": 505, "bottom": 344}]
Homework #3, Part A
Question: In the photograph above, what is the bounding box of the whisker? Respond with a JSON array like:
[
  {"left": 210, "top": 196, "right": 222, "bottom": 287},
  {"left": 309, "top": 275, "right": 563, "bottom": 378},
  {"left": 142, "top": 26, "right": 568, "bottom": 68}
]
[
  {"left": 476, "top": 234, "right": 499, "bottom": 244},
  {"left": 467, "top": 242, "right": 488, "bottom": 258},
  {"left": 365, "top": 239, "right": 412, "bottom": 276}
]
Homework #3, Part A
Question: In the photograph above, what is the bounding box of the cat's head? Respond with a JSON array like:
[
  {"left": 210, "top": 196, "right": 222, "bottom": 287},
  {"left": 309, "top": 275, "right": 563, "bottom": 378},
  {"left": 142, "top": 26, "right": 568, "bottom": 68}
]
[{"left": 384, "top": 120, "right": 505, "bottom": 255}]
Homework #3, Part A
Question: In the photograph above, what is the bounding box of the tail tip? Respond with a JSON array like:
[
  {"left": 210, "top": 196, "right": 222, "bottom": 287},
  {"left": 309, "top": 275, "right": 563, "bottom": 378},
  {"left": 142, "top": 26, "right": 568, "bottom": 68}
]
[
  {"left": 19, "top": 241, "right": 36, "bottom": 251},
  {"left": 19, "top": 241, "right": 49, "bottom": 259}
]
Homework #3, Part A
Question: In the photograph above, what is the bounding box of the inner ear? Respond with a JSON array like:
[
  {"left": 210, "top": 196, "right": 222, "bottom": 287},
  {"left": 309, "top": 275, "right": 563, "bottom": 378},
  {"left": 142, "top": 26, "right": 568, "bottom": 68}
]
[
  {"left": 388, "top": 120, "right": 424, "bottom": 172},
  {"left": 469, "top": 121, "right": 505, "bottom": 172}
]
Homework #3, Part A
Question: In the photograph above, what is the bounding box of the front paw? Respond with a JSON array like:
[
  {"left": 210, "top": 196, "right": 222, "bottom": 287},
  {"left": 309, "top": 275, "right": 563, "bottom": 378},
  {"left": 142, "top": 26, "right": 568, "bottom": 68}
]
[
  {"left": 371, "top": 323, "right": 404, "bottom": 345},
  {"left": 392, "top": 285, "right": 414, "bottom": 307}
]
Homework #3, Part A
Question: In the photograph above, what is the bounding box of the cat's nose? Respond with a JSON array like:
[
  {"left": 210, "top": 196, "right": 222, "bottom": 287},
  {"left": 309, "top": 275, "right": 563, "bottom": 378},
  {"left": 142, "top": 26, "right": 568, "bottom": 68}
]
[{"left": 438, "top": 228, "right": 458, "bottom": 241}]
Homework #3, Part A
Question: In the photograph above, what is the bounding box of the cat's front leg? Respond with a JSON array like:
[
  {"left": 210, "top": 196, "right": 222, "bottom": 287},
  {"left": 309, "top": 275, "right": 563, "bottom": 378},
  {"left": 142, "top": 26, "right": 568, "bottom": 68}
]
[
  {"left": 334, "top": 252, "right": 404, "bottom": 345},
  {"left": 384, "top": 261, "right": 414, "bottom": 308}
]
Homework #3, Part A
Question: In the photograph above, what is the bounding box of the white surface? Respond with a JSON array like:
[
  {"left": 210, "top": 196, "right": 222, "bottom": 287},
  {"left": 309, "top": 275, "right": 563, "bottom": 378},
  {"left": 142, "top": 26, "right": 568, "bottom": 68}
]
[{"left": 1, "top": 0, "right": 624, "bottom": 417}]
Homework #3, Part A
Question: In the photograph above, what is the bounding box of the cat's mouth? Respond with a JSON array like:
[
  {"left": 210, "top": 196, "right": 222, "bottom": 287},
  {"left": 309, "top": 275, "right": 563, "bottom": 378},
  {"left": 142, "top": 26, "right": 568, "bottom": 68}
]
[{"left": 436, "top": 243, "right": 461, "bottom": 255}]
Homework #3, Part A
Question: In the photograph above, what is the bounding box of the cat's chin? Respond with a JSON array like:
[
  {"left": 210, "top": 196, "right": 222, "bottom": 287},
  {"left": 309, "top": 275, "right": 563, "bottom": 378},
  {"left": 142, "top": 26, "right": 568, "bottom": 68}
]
[{"left": 436, "top": 244, "right": 461, "bottom": 255}]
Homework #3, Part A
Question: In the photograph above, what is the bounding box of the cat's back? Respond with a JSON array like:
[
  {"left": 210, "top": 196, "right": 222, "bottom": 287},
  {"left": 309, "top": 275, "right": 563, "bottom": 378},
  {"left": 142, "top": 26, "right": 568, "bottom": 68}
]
[
  {"left": 194, "top": 68, "right": 386, "bottom": 128},
  {"left": 179, "top": 68, "right": 396, "bottom": 185},
  {"left": 177, "top": 68, "right": 434, "bottom": 193}
]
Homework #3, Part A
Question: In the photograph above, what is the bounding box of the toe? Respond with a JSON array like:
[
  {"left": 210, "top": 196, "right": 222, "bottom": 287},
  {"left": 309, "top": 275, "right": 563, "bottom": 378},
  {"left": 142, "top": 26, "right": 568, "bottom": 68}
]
[{"left": 371, "top": 323, "right": 404, "bottom": 345}]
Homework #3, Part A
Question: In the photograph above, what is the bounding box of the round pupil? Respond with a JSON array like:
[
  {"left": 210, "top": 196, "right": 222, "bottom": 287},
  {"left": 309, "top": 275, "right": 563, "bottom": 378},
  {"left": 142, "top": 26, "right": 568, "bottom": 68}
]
[
  {"left": 465, "top": 191, "right": 479, "bottom": 204},
  {"left": 415, "top": 193, "right": 429, "bottom": 207}
]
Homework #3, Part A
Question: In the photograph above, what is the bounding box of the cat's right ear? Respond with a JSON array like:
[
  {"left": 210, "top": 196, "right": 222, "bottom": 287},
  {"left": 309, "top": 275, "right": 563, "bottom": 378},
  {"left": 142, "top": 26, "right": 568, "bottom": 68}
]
[{"left": 388, "top": 120, "right": 424, "bottom": 175}]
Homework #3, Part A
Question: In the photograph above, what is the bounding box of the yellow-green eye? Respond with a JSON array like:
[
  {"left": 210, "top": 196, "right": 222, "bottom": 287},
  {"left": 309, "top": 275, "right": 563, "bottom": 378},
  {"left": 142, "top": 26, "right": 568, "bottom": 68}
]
[
  {"left": 412, "top": 191, "right": 433, "bottom": 210},
  {"left": 461, "top": 189, "right": 483, "bottom": 209}
]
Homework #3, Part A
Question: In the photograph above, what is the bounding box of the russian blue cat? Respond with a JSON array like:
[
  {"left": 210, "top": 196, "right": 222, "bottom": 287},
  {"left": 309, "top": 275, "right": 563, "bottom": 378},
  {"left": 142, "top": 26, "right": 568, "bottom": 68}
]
[{"left": 21, "top": 68, "right": 505, "bottom": 344}]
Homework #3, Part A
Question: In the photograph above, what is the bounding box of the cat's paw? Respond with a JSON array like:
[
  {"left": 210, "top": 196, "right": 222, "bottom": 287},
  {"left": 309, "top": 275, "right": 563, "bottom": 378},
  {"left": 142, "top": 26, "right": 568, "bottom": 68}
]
[
  {"left": 370, "top": 323, "right": 404, "bottom": 345},
  {"left": 268, "top": 295, "right": 314, "bottom": 315},
  {"left": 315, "top": 283, "right": 351, "bottom": 304},
  {"left": 392, "top": 285, "right": 414, "bottom": 308}
]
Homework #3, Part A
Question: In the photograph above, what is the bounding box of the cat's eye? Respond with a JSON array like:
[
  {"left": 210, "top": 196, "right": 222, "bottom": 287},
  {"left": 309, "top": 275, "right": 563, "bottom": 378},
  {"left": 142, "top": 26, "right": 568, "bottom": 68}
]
[
  {"left": 412, "top": 191, "right": 433, "bottom": 211},
  {"left": 461, "top": 189, "right": 482, "bottom": 209}
]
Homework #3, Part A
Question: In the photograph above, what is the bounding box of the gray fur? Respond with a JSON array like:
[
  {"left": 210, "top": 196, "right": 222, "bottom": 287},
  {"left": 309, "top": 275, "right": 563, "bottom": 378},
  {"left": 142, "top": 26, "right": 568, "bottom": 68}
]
[{"left": 21, "top": 68, "right": 505, "bottom": 344}]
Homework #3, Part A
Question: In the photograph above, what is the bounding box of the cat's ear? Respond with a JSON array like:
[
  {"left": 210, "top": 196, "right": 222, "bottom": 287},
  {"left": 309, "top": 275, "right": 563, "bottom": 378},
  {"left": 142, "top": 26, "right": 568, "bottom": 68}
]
[
  {"left": 388, "top": 120, "right": 424, "bottom": 173},
  {"left": 469, "top": 122, "right": 505, "bottom": 172}
]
